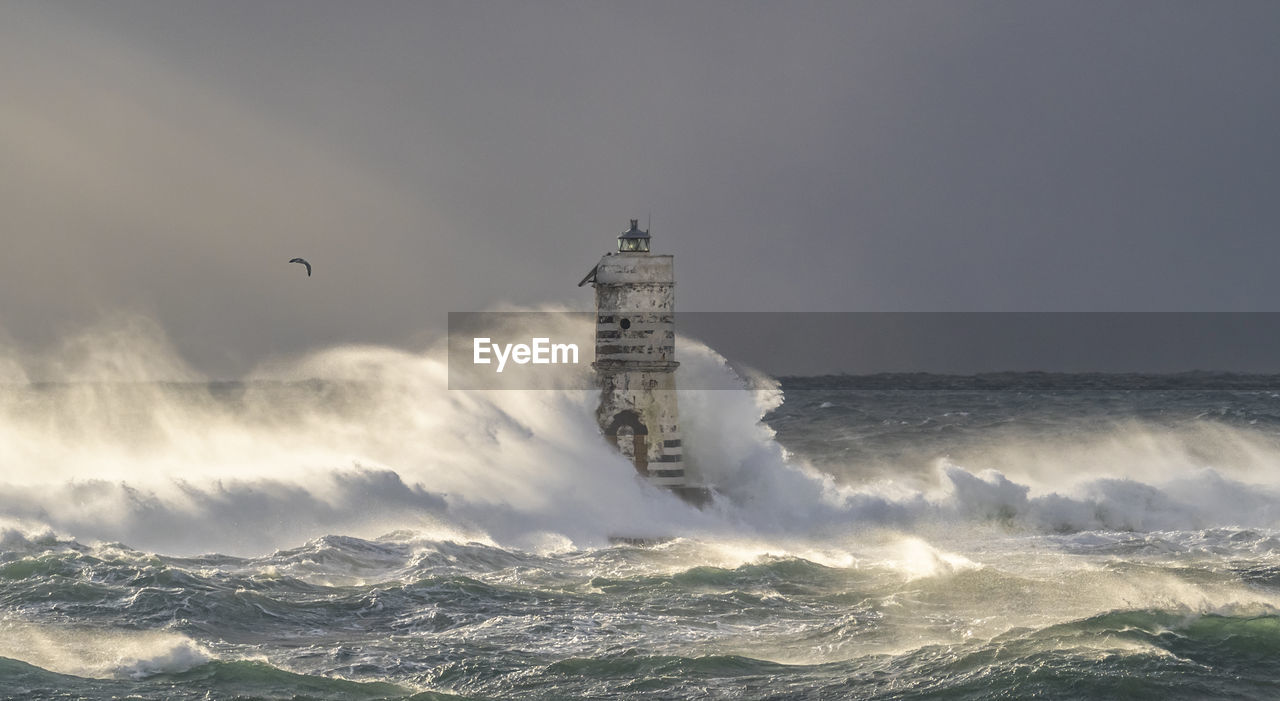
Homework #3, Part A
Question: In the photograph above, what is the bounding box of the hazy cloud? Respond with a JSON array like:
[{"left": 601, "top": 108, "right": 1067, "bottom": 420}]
[{"left": 3, "top": 1, "right": 1279, "bottom": 376}]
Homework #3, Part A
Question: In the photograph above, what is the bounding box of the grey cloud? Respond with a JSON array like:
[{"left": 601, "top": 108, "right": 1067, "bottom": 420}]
[{"left": 3, "top": 1, "right": 1279, "bottom": 376}]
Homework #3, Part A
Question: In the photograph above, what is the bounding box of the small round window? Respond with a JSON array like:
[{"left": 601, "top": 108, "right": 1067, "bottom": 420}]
[{"left": 619, "top": 318, "right": 631, "bottom": 330}]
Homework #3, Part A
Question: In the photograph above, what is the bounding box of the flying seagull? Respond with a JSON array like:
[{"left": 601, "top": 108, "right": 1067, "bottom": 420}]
[{"left": 289, "top": 258, "right": 312, "bottom": 276}]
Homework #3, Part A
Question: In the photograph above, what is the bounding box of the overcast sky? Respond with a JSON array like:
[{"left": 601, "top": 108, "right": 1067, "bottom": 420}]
[{"left": 3, "top": 1, "right": 1280, "bottom": 377}]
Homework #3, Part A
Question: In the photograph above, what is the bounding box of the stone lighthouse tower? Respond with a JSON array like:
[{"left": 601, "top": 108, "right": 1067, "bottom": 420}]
[{"left": 580, "top": 220, "right": 704, "bottom": 503}]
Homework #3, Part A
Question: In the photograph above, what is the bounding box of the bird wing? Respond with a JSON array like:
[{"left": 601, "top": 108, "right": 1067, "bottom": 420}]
[{"left": 289, "top": 258, "right": 312, "bottom": 276}]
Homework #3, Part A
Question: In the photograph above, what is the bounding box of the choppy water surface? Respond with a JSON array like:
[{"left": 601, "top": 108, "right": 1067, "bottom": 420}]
[{"left": 6, "top": 346, "right": 1280, "bottom": 699}]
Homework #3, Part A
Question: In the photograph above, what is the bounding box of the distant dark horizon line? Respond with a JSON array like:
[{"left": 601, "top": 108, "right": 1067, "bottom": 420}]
[{"left": 778, "top": 370, "right": 1280, "bottom": 391}]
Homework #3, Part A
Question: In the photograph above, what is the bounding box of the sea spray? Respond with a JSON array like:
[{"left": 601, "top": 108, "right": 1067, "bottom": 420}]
[
  {"left": 6, "top": 313, "right": 1280, "bottom": 555},
  {"left": 0, "top": 620, "right": 211, "bottom": 680},
  {"left": 9, "top": 315, "right": 1280, "bottom": 697},
  {"left": 0, "top": 313, "right": 727, "bottom": 554}
]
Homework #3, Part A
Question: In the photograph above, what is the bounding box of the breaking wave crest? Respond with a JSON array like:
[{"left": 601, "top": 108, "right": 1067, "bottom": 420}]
[{"left": 2, "top": 313, "right": 1280, "bottom": 557}]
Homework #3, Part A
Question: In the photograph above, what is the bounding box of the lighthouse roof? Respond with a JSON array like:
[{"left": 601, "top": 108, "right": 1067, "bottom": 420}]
[{"left": 619, "top": 219, "right": 650, "bottom": 239}]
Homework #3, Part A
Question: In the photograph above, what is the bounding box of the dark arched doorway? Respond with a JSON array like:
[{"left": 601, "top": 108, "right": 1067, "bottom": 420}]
[{"left": 604, "top": 410, "right": 649, "bottom": 476}]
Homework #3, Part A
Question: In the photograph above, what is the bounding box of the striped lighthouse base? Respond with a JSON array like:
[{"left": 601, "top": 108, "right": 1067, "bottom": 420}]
[{"left": 646, "top": 432, "right": 685, "bottom": 488}]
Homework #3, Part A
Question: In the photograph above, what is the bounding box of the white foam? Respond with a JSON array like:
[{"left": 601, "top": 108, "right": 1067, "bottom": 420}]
[
  {"left": 0, "top": 620, "right": 211, "bottom": 679},
  {"left": 4, "top": 312, "right": 1280, "bottom": 556}
]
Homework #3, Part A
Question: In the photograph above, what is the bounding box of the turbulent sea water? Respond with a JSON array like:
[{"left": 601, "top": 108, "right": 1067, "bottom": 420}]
[{"left": 6, "top": 331, "right": 1280, "bottom": 698}]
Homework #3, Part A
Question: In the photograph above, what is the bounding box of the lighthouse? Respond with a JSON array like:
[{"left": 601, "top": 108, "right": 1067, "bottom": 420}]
[{"left": 579, "top": 220, "right": 707, "bottom": 505}]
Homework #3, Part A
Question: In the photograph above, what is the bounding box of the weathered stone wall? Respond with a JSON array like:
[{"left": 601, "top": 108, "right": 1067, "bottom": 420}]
[{"left": 593, "top": 252, "right": 685, "bottom": 488}]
